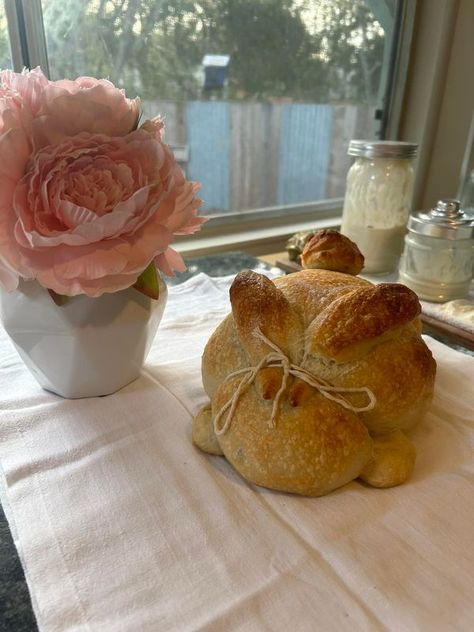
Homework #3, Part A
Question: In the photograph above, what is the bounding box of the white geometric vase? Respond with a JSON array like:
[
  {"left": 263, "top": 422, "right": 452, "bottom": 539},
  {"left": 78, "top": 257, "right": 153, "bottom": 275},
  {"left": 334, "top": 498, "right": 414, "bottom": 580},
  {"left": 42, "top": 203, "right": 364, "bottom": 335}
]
[{"left": 0, "top": 277, "right": 167, "bottom": 398}]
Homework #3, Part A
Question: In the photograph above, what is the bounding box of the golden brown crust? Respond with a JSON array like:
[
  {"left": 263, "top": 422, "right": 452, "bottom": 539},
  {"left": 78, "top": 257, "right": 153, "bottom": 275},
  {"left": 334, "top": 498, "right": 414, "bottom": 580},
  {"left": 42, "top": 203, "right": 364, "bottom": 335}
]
[
  {"left": 301, "top": 229, "right": 365, "bottom": 275},
  {"left": 229, "top": 270, "right": 304, "bottom": 362},
  {"left": 201, "top": 314, "right": 248, "bottom": 398},
  {"left": 308, "top": 283, "right": 421, "bottom": 362},
  {"left": 193, "top": 404, "right": 223, "bottom": 455},
  {"left": 305, "top": 328, "right": 436, "bottom": 434},
  {"left": 359, "top": 431, "right": 416, "bottom": 488},
  {"left": 273, "top": 268, "right": 371, "bottom": 328},
  {"left": 212, "top": 376, "right": 373, "bottom": 496}
]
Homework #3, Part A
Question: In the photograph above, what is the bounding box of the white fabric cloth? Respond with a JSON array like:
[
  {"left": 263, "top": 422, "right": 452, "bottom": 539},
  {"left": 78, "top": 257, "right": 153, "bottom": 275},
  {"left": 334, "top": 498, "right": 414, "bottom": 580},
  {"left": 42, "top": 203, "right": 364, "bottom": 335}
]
[
  {"left": 420, "top": 297, "right": 474, "bottom": 335},
  {"left": 0, "top": 272, "right": 473, "bottom": 632}
]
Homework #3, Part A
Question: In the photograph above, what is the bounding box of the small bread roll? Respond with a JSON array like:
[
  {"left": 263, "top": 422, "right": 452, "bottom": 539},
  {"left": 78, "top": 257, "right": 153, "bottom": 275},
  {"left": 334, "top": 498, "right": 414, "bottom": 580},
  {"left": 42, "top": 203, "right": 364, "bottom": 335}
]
[{"left": 301, "top": 229, "right": 364, "bottom": 275}]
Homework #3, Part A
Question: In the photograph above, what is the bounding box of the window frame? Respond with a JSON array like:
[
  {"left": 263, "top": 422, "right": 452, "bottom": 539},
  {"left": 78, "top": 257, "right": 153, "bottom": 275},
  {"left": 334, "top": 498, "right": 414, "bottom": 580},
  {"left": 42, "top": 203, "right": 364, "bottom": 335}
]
[
  {"left": 7, "top": 0, "right": 466, "bottom": 259},
  {"left": 4, "top": 0, "right": 49, "bottom": 75}
]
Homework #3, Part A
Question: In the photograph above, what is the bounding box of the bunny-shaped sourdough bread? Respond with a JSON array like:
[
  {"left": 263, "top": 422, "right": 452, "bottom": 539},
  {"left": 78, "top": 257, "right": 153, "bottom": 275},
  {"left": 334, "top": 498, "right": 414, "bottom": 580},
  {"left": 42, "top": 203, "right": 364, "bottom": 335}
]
[{"left": 193, "top": 231, "right": 436, "bottom": 496}]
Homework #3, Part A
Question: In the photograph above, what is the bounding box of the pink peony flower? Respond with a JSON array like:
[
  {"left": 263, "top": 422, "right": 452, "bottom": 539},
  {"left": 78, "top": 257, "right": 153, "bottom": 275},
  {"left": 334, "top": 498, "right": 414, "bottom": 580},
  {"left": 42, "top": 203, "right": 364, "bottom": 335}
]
[
  {"left": 0, "top": 67, "right": 139, "bottom": 142},
  {"left": 31, "top": 75, "right": 140, "bottom": 149},
  {"left": 0, "top": 70, "right": 204, "bottom": 296},
  {"left": 0, "top": 67, "right": 49, "bottom": 120}
]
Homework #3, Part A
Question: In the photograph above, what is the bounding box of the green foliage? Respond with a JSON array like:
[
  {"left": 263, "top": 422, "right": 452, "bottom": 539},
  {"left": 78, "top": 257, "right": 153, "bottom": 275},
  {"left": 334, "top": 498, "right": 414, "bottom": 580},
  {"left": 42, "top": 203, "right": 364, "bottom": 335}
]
[
  {"left": 313, "top": 0, "right": 388, "bottom": 103},
  {"left": 41, "top": 0, "right": 389, "bottom": 104},
  {"left": 133, "top": 261, "right": 160, "bottom": 300},
  {"left": 48, "top": 289, "right": 71, "bottom": 306}
]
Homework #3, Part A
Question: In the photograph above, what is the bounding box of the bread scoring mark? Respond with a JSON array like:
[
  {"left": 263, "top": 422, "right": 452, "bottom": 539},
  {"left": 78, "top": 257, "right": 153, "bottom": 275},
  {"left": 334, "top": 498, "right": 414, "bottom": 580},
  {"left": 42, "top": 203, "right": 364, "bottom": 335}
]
[{"left": 274, "top": 269, "right": 370, "bottom": 330}]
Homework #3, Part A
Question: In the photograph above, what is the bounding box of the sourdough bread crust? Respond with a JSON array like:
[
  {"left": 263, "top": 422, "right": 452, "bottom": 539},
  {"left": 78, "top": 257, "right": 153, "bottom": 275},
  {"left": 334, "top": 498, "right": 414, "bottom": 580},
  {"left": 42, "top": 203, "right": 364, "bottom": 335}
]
[{"left": 301, "top": 229, "right": 365, "bottom": 275}]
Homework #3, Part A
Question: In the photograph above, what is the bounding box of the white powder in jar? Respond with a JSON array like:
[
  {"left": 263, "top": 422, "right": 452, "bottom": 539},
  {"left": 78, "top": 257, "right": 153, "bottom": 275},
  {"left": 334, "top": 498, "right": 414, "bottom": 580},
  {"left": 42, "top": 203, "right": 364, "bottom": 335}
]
[
  {"left": 342, "top": 224, "right": 407, "bottom": 274},
  {"left": 341, "top": 157, "right": 415, "bottom": 273},
  {"left": 398, "top": 233, "right": 473, "bottom": 301}
]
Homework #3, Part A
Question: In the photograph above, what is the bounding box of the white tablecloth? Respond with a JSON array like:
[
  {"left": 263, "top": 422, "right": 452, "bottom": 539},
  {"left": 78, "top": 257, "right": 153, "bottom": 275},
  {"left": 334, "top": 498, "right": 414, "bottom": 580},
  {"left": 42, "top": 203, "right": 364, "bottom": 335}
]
[{"left": 0, "top": 273, "right": 473, "bottom": 632}]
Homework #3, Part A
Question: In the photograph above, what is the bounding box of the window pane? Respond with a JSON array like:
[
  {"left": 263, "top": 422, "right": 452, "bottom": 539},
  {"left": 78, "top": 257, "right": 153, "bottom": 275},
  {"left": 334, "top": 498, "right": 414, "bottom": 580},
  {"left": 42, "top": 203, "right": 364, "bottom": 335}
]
[
  {"left": 0, "top": 1, "right": 12, "bottom": 69},
  {"left": 41, "top": 0, "right": 399, "bottom": 216}
]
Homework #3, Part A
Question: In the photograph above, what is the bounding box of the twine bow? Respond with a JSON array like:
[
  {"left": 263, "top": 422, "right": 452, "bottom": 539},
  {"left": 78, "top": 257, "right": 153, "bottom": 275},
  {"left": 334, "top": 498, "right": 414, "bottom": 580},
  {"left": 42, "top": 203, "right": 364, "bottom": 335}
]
[{"left": 213, "top": 328, "right": 376, "bottom": 436}]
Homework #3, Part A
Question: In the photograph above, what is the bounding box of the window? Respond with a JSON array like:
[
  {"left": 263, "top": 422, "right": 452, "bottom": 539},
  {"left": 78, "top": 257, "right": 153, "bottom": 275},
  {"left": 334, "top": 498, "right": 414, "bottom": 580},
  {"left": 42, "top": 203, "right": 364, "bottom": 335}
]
[
  {"left": 42, "top": 0, "right": 401, "bottom": 215},
  {"left": 2, "top": 0, "right": 413, "bottom": 254},
  {"left": 0, "top": 2, "right": 12, "bottom": 69}
]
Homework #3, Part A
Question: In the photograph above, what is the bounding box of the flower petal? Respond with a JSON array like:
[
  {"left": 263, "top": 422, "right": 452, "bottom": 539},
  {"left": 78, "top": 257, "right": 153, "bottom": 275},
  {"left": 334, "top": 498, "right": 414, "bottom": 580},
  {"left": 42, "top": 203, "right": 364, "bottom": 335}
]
[{"left": 154, "top": 247, "right": 186, "bottom": 276}]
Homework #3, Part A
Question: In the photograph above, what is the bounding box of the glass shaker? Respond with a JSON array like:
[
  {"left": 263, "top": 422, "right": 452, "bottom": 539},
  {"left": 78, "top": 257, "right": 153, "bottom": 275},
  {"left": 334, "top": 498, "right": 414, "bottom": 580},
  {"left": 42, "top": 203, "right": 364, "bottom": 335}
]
[
  {"left": 398, "top": 199, "right": 474, "bottom": 302},
  {"left": 341, "top": 140, "right": 418, "bottom": 273}
]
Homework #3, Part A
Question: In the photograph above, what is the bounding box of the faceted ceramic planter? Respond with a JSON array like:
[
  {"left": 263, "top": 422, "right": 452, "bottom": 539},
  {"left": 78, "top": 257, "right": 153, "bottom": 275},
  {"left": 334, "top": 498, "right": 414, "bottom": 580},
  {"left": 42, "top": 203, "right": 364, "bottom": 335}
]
[{"left": 0, "top": 278, "right": 167, "bottom": 398}]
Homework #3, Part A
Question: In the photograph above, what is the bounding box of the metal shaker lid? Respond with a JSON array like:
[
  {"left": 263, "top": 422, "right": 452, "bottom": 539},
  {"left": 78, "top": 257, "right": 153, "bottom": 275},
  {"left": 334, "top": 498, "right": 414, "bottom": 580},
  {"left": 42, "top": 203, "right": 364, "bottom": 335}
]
[
  {"left": 408, "top": 199, "right": 474, "bottom": 240},
  {"left": 348, "top": 140, "right": 418, "bottom": 159}
]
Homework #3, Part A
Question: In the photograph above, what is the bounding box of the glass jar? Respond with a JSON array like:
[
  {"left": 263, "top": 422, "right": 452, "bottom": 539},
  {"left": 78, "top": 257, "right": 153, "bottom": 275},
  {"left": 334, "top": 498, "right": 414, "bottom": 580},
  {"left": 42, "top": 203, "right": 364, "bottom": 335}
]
[
  {"left": 341, "top": 140, "right": 418, "bottom": 273},
  {"left": 398, "top": 199, "right": 474, "bottom": 302}
]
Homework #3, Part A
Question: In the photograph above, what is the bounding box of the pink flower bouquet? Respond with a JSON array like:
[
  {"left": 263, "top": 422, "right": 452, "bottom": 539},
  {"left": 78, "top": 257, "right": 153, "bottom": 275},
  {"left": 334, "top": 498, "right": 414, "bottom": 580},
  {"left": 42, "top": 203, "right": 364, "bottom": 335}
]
[{"left": 0, "top": 67, "right": 205, "bottom": 300}]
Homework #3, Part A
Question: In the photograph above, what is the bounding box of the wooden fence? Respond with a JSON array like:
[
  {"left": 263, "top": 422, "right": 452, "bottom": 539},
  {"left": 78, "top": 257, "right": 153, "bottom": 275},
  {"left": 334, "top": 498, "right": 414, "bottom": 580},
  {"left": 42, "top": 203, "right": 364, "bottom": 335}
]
[{"left": 142, "top": 100, "right": 373, "bottom": 213}]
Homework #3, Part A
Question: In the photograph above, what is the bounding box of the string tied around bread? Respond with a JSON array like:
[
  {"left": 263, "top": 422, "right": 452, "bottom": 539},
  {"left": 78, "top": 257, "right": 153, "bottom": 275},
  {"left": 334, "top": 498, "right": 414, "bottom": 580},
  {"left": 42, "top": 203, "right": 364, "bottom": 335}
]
[{"left": 213, "top": 328, "right": 376, "bottom": 436}]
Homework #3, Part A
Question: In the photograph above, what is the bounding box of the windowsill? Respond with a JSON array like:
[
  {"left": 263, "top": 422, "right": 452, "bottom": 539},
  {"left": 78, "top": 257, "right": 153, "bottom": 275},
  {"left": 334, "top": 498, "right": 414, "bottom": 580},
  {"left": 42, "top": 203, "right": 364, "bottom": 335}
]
[
  {"left": 174, "top": 200, "right": 343, "bottom": 258},
  {"left": 174, "top": 215, "right": 341, "bottom": 258}
]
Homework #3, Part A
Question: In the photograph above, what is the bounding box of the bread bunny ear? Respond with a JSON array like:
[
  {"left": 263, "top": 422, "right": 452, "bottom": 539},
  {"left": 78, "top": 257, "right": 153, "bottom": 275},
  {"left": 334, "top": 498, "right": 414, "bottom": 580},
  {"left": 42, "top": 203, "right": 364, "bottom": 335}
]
[
  {"left": 230, "top": 271, "right": 303, "bottom": 363},
  {"left": 307, "top": 283, "right": 421, "bottom": 362}
]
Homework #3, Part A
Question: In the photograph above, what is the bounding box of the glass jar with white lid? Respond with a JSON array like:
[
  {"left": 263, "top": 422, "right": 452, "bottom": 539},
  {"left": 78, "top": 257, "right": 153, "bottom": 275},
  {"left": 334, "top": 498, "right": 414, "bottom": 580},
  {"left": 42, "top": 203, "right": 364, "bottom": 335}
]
[
  {"left": 341, "top": 140, "right": 418, "bottom": 274},
  {"left": 398, "top": 199, "right": 474, "bottom": 302}
]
